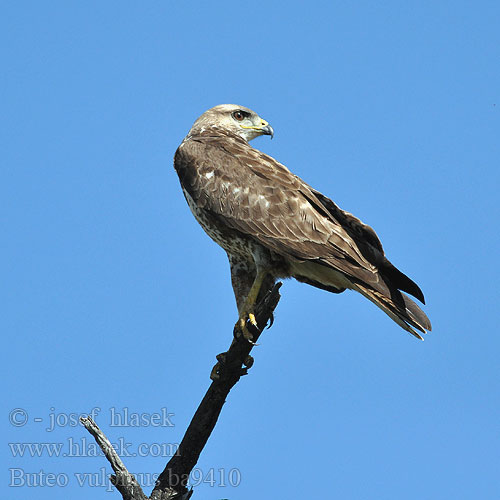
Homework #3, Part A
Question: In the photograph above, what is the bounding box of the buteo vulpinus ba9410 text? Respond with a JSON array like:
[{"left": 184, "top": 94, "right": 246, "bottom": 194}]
[{"left": 174, "top": 104, "right": 431, "bottom": 340}]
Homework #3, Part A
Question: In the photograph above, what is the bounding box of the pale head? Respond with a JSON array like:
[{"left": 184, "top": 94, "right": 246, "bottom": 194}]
[{"left": 188, "top": 104, "right": 274, "bottom": 142}]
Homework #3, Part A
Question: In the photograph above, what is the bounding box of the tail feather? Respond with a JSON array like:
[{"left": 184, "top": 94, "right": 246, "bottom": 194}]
[
  {"left": 289, "top": 260, "right": 431, "bottom": 339},
  {"left": 381, "top": 259, "right": 426, "bottom": 304},
  {"left": 402, "top": 294, "right": 432, "bottom": 332},
  {"left": 354, "top": 284, "right": 431, "bottom": 340}
]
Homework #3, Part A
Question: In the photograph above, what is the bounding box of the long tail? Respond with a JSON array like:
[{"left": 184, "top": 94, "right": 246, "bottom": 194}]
[{"left": 354, "top": 283, "right": 432, "bottom": 340}]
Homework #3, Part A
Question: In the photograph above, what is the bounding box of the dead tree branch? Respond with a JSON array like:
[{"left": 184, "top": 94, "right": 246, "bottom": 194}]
[{"left": 80, "top": 283, "right": 282, "bottom": 500}]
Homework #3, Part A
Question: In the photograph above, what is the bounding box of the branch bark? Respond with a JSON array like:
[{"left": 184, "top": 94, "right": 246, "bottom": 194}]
[
  {"left": 80, "top": 283, "right": 282, "bottom": 500},
  {"left": 80, "top": 416, "right": 148, "bottom": 500}
]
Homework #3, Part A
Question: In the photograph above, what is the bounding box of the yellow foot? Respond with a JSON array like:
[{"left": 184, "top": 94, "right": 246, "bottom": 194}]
[
  {"left": 248, "top": 313, "right": 257, "bottom": 327},
  {"left": 235, "top": 312, "right": 259, "bottom": 344}
]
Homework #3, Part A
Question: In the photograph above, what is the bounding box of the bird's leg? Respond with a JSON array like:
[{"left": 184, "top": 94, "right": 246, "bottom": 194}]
[{"left": 235, "top": 269, "right": 268, "bottom": 342}]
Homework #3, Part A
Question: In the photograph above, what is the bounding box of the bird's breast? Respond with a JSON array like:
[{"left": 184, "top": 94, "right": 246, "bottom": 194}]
[{"left": 182, "top": 187, "right": 255, "bottom": 260}]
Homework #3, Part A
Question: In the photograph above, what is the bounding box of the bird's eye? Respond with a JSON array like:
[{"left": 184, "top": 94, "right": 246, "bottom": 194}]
[{"left": 233, "top": 111, "right": 245, "bottom": 121}]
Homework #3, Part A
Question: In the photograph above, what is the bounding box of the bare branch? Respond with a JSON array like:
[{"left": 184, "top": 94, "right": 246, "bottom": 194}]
[
  {"left": 80, "top": 283, "right": 281, "bottom": 499},
  {"left": 79, "top": 416, "right": 148, "bottom": 500},
  {"left": 152, "top": 282, "right": 281, "bottom": 498}
]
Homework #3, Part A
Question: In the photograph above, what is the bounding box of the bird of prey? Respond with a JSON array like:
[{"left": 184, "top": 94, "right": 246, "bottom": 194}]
[{"left": 174, "top": 104, "right": 431, "bottom": 340}]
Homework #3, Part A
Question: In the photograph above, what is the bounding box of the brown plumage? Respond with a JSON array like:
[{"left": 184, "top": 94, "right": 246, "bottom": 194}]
[{"left": 174, "top": 104, "right": 431, "bottom": 339}]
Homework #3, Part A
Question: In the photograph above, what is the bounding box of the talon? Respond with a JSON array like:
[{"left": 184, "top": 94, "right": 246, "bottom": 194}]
[
  {"left": 241, "top": 323, "right": 259, "bottom": 345},
  {"left": 234, "top": 313, "right": 259, "bottom": 344},
  {"left": 244, "top": 355, "right": 254, "bottom": 368},
  {"left": 242, "top": 324, "right": 258, "bottom": 344}
]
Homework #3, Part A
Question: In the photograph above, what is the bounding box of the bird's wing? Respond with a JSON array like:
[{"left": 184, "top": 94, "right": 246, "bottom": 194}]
[
  {"left": 306, "top": 187, "right": 425, "bottom": 304},
  {"left": 176, "top": 135, "right": 393, "bottom": 293}
]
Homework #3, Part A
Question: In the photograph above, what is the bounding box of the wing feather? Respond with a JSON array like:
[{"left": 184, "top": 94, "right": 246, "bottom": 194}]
[{"left": 175, "top": 136, "right": 382, "bottom": 290}]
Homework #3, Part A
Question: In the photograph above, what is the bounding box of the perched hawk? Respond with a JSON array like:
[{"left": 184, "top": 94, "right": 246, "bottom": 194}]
[{"left": 174, "top": 104, "right": 431, "bottom": 339}]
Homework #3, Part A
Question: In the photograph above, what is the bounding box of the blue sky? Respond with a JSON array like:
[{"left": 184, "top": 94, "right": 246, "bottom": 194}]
[{"left": 2, "top": 1, "right": 499, "bottom": 499}]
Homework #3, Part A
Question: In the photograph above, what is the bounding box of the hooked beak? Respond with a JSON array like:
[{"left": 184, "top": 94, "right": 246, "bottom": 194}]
[
  {"left": 259, "top": 120, "right": 274, "bottom": 139},
  {"left": 241, "top": 118, "right": 274, "bottom": 139}
]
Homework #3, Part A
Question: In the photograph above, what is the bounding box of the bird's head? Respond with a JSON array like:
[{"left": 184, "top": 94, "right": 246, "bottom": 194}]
[{"left": 189, "top": 104, "right": 274, "bottom": 142}]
